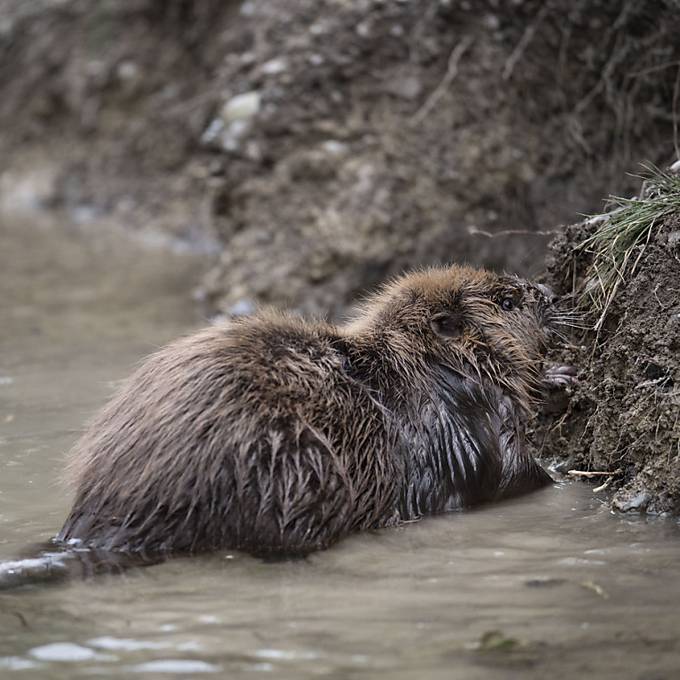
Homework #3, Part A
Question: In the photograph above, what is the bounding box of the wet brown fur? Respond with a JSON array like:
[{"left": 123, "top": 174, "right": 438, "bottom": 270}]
[{"left": 58, "top": 265, "right": 556, "bottom": 556}]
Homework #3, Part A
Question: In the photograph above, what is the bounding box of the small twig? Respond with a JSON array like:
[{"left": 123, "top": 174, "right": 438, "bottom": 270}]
[
  {"left": 467, "top": 226, "right": 560, "bottom": 238},
  {"left": 503, "top": 4, "right": 549, "bottom": 81},
  {"left": 628, "top": 60, "right": 680, "bottom": 79},
  {"left": 410, "top": 36, "right": 474, "bottom": 126},
  {"left": 635, "top": 376, "right": 671, "bottom": 390},
  {"left": 567, "top": 469, "right": 622, "bottom": 478},
  {"left": 592, "top": 478, "right": 613, "bottom": 493}
]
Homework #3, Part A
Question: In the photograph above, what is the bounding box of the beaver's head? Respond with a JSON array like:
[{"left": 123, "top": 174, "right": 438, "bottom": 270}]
[{"left": 348, "top": 265, "right": 559, "bottom": 408}]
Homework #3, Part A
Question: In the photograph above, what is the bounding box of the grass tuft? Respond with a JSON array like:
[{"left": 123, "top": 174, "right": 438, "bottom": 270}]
[{"left": 578, "top": 164, "right": 680, "bottom": 331}]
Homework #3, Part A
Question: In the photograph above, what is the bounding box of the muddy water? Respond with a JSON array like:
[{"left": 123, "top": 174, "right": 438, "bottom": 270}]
[{"left": 2, "top": 217, "right": 680, "bottom": 680}]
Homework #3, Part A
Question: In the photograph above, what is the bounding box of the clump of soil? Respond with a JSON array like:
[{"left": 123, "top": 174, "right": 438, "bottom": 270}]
[
  {"left": 1, "top": 1, "right": 680, "bottom": 317},
  {"left": 539, "top": 169, "right": 680, "bottom": 514}
]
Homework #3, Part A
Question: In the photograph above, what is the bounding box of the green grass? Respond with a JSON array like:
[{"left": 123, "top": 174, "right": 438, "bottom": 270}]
[{"left": 578, "top": 165, "right": 680, "bottom": 331}]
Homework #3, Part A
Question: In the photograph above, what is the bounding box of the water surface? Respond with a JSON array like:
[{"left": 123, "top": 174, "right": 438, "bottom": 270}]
[{"left": 2, "top": 216, "right": 680, "bottom": 679}]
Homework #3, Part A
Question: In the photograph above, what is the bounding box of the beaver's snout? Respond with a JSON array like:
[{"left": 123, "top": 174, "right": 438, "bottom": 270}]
[
  {"left": 528, "top": 282, "right": 560, "bottom": 337},
  {"left": 535, "top": 283, "right": 558, "bottom": 305}
]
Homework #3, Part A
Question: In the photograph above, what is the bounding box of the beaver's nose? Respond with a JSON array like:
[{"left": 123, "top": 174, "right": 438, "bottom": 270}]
[{"left": 536, "top": 283, "right": 558, "bottom": 304}]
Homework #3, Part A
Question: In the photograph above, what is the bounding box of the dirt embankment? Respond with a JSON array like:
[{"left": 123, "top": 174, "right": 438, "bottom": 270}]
[
  {"left": 538, "top": 170, "right": 680, "bottom": 514},
  {"left": 2, "top": 0, "right": 680, "bottom": 317}
]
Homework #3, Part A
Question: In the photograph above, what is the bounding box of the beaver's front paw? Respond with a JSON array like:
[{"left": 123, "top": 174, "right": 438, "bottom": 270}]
[{"left": 543, "top": 364, "right": 578, "bottom": 390}]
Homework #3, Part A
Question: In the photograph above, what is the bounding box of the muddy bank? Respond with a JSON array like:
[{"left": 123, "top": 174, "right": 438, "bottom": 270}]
[
  {"left": 537, "top": 169, "right": 680, "bottom": 514},
  {"left": 2, "top": 1, "right": 680, "bottom": 316}
]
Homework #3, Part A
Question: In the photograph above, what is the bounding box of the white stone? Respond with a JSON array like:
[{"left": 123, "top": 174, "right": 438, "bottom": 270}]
[
  {"left": 221, "top": 91, "right": 261, "bottom": 124},
  {"left": 321, "top": 140, "right": 348, "bottom": 156},
  {"left": 220, "top": 119, "right": 252, "bottom": 153},
  {"left": 261, "top": 58, "right": 287, "bottom": 75}
]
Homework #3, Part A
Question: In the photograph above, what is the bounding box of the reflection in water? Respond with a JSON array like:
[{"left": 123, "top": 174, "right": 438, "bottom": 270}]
[{"left": 1, "top": 216, "right": 680, "bottom": 679}]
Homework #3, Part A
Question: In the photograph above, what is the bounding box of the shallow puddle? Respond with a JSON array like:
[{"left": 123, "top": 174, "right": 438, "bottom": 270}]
[{"left": 2, "top": 215, "right": 680, "bottom": 679}]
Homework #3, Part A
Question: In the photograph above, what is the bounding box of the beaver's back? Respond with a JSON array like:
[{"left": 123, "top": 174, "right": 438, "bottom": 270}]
[{"left": 58, "top": 314, "right": 400, "bottom": 555}]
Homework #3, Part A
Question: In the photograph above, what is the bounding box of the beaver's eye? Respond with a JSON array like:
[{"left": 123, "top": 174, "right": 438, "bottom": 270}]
[{"left": 500, "top": 297, "right": 514, "bottom": 311}]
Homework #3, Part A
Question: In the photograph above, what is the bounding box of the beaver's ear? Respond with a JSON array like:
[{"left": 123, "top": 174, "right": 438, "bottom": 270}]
[{"left": 430, "top": 311, "right": 462, "bottom": 338}]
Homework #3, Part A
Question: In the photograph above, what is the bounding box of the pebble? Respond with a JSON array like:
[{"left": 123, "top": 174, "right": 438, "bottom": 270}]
[
  {"left": 221, "top": 91, "right": 261, "bottom": 124},
  {"left": 321, "top": 140, "right": 348, "bottom": 157},
  {"left": 613, "top": 491, "right": 651, "bottom": 512},
  {"left": 261, "top": 58, "right": 287, "bottom": 75},
  {"left": 201, "top": 91, "right": 262, "bottom": 153}
]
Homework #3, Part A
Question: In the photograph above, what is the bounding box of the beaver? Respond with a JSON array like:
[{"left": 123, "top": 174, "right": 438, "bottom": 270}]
[{"left": 57, "top": 265, "right": 567, "bottom": 557}]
